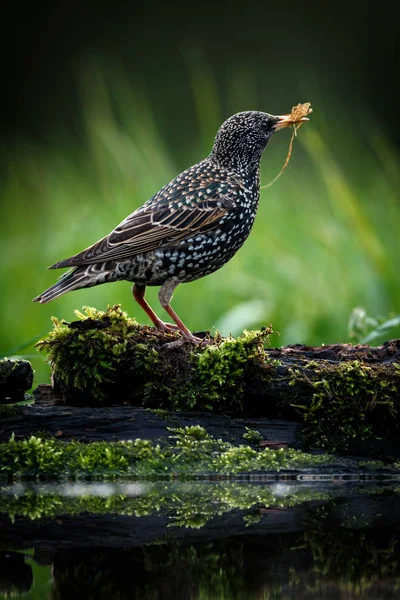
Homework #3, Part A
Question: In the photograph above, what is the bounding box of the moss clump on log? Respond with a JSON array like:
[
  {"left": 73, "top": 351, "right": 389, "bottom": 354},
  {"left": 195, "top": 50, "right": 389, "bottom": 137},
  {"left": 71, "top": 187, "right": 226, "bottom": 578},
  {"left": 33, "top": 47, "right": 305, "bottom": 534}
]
[
  {"left": 0, "top": 404, "right": 18, "bottom": 419},
  {"left": 36, "top": 305, "right": 272, "bottom": 410},
  {"left": 0, "top": 358, "right": 33, "bottom": 403},
  {"left": 290, "top": 360, "right": 400, "bottom": 452}
]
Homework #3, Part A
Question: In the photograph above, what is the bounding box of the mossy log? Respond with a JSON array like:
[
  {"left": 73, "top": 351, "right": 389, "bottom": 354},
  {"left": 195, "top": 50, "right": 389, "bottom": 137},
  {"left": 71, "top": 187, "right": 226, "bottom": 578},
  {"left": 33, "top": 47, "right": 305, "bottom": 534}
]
[
  {"left": 34, "top": 307, "right": 400, "bottom": 413},
  {"left": 0, "top": 402, "right": 301, "bottom": 448},
  {"left": 24, "top": 306, "right": 400, "bottom": 457},
  {"left": 2, "top": 306, "right": 400, "bottom": 457}
]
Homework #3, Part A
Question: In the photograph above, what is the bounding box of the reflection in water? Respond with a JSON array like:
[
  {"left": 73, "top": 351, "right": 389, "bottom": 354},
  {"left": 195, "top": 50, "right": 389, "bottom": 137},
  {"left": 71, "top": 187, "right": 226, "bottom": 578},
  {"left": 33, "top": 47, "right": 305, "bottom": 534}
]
[
  {"left": 0, "top": 551, "right": 33, "bottom": 597},
  {"left": 1, "top": 480, "right": 400, "bottom": 598}
]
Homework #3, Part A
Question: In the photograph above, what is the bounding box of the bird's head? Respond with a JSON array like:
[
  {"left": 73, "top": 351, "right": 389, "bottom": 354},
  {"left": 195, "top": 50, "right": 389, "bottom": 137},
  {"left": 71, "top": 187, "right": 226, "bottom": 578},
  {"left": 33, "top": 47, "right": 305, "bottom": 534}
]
[{"left": 210, "top": 110, "right": 305, "bottom": 176}]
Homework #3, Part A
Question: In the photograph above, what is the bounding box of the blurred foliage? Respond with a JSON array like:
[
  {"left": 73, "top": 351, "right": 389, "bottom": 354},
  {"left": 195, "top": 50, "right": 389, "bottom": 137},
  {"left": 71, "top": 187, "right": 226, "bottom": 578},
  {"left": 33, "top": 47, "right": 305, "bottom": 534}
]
[
  {"left": 1, "top": 61, "right": 400, "bottom": 386},
  {"left": 348, "top": 307, "right": 400, "bottom": 344}
]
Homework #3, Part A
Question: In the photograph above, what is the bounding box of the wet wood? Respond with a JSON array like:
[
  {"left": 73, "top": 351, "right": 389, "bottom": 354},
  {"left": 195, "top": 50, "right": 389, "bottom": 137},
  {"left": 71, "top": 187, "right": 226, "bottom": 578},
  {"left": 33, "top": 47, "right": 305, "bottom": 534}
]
[
  {"left": 0, "top": 402, "right": 301, "bottom": 446},
  {"left": 265, "top": 339, "right": 400, "bottom": 363}
]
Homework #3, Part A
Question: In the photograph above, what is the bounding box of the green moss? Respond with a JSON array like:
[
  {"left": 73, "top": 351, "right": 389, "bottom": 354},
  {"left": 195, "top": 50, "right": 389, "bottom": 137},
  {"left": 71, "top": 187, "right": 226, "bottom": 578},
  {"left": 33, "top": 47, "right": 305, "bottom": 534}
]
[
  {"left": 305, "top": 360, "right": 320, "bottom": 369},
  {"left": 0, "top": 404, "right": 18, "bottom": 418},
  {"left": 172, "top": 327, "right": 272, "bottom": 411},
  {"left": 0, "top": 358, "right": 33, "bottom": 401},
  {"left": 0, "top": 358, "right": 18, "bottom": 387},
  {"left": 291, "top": 360, "right": 400, "bottom": 452},
  {"left": 36, "top": 305, "right": 272, "bottom": 409},
  {"left": 148, "top": 408, "right": 173, "bottom": 419},
  {"left": 0, "top": 427, "right": 347, "bottom": 479},
  {"left": 265, "top": 357, "right": 282, "bottom": 367},
  {"left": 1, "top": 426, "right": 398, "bottom": 480},
  {"left": 242, "top": 427, "right": 263, "bottom": 444},
  {"left": 36, "top": 305, "right": 167, "bottom": 402}
]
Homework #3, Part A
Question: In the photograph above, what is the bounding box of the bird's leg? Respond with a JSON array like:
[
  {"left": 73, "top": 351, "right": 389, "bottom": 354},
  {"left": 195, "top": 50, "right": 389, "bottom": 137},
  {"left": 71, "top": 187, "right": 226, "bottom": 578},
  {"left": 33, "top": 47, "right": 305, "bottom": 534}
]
[
  {"left": 132, "top": 284, "right": 179, "bottom": 332},
  {"left": 158, "top": 278, "right": 206, "bottom": 344}
]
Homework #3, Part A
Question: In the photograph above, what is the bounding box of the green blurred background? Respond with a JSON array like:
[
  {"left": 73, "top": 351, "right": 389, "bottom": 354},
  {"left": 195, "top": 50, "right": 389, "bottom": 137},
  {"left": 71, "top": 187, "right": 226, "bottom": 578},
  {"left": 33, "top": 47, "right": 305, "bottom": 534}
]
[{"left": 1, "top": 0, "right": 399, "bottom": 385}]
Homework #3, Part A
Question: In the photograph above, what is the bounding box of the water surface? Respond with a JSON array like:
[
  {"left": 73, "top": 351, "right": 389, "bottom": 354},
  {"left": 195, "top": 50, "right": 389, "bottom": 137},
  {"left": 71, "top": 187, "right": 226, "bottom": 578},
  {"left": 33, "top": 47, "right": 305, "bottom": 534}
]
[{"left": 1, "top": 476, "right": 400, "bottom": 599}]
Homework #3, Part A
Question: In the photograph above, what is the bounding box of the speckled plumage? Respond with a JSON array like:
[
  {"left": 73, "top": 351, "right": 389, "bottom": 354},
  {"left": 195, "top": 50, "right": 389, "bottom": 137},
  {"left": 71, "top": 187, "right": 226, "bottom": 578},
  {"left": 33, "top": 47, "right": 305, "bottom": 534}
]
[{"left": 34, "top": 110, "right": 301, "bottom": 343}]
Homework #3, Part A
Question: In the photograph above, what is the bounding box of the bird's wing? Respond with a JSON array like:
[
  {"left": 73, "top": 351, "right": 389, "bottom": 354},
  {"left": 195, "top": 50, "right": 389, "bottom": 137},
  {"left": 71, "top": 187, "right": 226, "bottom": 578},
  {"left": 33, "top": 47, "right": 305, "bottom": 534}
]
[{"left": 50, "top": 168, "right": 242, "bottom": 269}]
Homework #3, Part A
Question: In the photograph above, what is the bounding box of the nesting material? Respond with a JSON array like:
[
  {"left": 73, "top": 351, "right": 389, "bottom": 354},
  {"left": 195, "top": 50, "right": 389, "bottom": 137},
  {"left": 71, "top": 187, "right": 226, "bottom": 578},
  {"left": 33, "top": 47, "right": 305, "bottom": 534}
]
[
  {"left": 262, "top": 102, "right": 312, "bottom": 189},
  {"left": 290, "top": 102, "right": 313, "bottom": 123}
]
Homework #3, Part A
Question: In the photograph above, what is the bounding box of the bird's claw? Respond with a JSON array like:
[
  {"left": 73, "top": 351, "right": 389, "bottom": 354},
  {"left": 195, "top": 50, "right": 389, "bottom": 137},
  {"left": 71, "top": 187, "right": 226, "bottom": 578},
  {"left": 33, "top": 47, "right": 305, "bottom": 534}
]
[
  {"left": 161, "top": 333, "right": 212, "bottom": 349},
  {"left": 154, "top": 321, "right": 181, "bottom": 333},
  {"left": 154, "top": 319, "right": 212, "bottom": 346}
]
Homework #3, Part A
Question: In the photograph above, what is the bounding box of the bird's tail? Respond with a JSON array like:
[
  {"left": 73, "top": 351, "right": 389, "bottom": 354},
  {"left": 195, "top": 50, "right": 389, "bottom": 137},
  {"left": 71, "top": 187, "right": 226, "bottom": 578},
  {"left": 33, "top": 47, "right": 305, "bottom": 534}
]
[{"left": 33, "top": 267, "right": 98, "bottom": 304}]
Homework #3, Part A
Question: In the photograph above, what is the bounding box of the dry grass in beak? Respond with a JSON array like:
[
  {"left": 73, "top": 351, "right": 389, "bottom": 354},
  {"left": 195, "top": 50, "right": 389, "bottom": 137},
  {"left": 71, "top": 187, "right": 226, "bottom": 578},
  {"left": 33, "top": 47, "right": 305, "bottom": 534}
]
[
  {"left": 290, "top": 102, "right": 313, "bottom": 123},
  {"left": 261, "top": 102, "right": 312, "bottom": 189}
]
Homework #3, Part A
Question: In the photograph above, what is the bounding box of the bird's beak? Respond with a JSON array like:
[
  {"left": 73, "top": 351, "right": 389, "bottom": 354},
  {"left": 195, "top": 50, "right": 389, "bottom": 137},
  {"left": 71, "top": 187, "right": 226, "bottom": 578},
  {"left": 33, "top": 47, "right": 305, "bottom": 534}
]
[{"left": 274, "top": 114, "right": 310, "bottom": 131}]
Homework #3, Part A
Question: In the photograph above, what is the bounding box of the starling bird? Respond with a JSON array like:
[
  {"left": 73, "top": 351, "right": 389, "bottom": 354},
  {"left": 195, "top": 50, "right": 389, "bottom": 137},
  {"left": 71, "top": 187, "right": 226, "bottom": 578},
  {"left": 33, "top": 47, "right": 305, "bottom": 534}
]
[{"left": 34, "top": 110, "right": 307, "bottom": 343}]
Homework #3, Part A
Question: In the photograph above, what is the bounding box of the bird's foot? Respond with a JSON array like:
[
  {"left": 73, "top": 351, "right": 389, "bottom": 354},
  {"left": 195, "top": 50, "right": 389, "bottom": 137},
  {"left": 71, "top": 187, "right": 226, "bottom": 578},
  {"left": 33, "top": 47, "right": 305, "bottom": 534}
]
[
  {"left": 183, "top": 332, "right": 212, "bottom": 346},
  {"left": 154, "top": 317, "right": 212, "bottom": 346},
  {"left": 154, "top": 321, "right": 181, "bottom": 333},
  {"left": 161, "top": 332, "right": 212, "bottom": 349}
]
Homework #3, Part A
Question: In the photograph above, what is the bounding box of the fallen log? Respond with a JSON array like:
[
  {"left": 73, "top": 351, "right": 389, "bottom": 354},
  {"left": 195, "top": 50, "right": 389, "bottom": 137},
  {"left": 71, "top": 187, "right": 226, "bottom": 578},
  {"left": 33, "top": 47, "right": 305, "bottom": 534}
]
[
  {"left": 0, "top": 402, "right": 301, "bottom": 447},
  {"left": 27, "top": 306, "right": 400, "bottom": 456},
  {"left": 2, "top": 306, "right": 400, "bottom": 459}
]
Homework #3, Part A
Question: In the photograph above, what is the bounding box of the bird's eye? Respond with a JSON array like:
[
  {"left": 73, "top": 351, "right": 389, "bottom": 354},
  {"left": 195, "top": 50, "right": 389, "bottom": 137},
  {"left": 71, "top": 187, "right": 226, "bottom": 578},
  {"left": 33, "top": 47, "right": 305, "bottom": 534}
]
[{"left": 261, "top": 120, "right": 269, "bottom": 131}]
